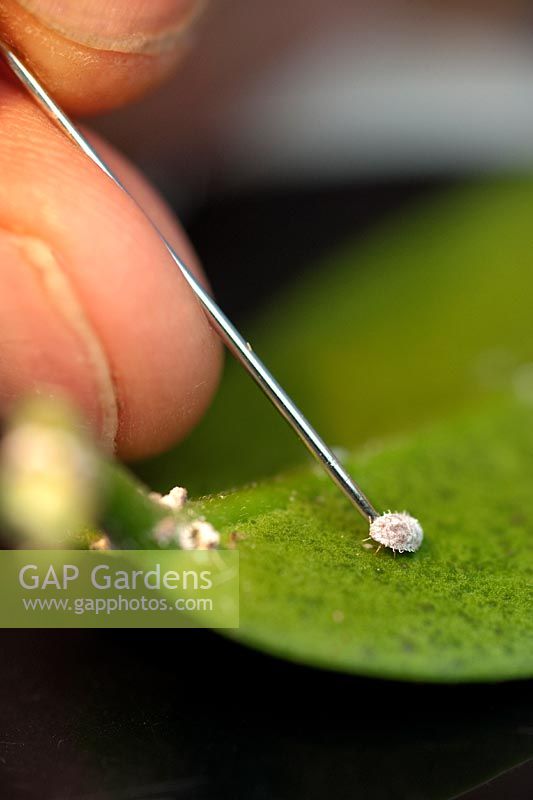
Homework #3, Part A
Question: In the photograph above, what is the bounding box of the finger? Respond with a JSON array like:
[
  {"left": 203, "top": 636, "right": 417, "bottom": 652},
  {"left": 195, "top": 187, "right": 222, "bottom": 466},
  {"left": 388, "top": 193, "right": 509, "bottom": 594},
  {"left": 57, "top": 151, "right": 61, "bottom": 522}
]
[
  {"left": 0, "top": 0, "right": 204, "bottom": 114},
  {"left": 0, "top": 75, "right": 223, "bottom": 459}
]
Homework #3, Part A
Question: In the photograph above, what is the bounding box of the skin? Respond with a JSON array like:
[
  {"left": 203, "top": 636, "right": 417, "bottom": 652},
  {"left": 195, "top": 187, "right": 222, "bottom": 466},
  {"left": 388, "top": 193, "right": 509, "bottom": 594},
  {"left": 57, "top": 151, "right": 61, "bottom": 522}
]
[{"left": 0, "top": 0, "right": 222, "bottom": 460}]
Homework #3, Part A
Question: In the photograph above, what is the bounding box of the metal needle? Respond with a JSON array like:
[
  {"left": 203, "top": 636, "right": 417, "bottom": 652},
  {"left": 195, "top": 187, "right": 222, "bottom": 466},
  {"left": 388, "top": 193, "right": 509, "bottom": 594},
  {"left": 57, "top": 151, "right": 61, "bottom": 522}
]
[{"left": 0, "top": 42, "right": 379, "bottom": 524}]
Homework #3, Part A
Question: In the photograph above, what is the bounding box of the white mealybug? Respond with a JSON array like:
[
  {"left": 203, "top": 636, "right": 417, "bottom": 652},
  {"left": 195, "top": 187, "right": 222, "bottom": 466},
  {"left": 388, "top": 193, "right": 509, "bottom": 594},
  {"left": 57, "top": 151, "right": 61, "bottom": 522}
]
[
  {"left": 149, "top": 486, "right": 188, "bottom": 511},
  {"left": 178, "top": 520, "right": 220, "bottom": 551},
  {"left": 368, "top": 512, "right": 423, "bottom": 554}
]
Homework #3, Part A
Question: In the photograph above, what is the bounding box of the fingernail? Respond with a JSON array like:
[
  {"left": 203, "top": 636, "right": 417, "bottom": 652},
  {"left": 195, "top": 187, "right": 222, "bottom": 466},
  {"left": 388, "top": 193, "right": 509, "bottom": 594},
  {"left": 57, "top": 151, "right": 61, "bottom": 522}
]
[{"left": 15, "top": 0, "right": 204, "bottom": 53}]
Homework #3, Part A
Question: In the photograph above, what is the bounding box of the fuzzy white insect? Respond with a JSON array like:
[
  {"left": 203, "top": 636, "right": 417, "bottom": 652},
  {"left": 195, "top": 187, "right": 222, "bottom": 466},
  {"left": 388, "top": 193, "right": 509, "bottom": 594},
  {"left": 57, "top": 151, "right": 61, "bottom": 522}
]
[
  {"left": 368, "top": 512, "right": 423, "bottom": 554},
  {"left": 178, "top": 520, "right": 220, "bottom": 551},
  {"left": 149, "top": 486, "right": 188, "bottom": 511},
  {"left": 159, "top": 486, "right": 188, "bottom": 511},
  {"left": 89, "top": 535, "right": 111, "bottom": 551}
]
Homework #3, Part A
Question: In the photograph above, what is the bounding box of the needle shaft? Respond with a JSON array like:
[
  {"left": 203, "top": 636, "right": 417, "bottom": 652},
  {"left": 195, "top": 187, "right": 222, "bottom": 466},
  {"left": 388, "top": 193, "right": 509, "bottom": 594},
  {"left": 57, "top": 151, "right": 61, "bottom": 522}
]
[{"left": 0, "top": 42, "right": 379, "bottom": 523}]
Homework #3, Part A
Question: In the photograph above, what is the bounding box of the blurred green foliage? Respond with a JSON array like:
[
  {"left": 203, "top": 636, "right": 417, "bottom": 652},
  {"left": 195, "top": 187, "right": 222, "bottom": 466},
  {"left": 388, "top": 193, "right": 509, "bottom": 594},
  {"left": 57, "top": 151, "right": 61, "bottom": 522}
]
[{"left": 138, "top": 179, "right": 533, "bottom": 496}]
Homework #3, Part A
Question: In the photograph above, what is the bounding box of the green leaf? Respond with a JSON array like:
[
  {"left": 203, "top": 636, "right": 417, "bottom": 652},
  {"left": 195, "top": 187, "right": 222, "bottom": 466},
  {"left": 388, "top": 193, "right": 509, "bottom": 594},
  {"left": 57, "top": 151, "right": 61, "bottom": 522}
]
[
  {"left": 136, "top": 178, "right": 533, "bottom": 681},
  {"left": 188, "top": 399, "right": 533, "bottom": 682}
]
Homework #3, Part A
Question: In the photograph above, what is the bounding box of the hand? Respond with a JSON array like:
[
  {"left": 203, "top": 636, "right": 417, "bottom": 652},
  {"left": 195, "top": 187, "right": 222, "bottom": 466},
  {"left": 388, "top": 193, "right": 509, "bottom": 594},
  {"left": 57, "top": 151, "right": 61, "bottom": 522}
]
[{"left": 0, "top": 0, "right": 222, "bottom": 460}]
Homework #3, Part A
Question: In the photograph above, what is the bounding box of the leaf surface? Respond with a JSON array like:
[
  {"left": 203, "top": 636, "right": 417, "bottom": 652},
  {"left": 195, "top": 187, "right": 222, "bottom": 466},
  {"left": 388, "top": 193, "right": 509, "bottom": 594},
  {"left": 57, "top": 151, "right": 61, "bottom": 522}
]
[{"left": 138, "top": 179, "right": 533, "bottom": 681}]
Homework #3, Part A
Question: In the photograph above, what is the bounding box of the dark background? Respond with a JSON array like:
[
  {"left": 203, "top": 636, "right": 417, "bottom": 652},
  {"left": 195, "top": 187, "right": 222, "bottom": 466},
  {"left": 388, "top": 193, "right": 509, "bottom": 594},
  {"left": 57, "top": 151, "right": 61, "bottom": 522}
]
[{"left": 2, "top": 623, "right": 533, "bottom": 800}]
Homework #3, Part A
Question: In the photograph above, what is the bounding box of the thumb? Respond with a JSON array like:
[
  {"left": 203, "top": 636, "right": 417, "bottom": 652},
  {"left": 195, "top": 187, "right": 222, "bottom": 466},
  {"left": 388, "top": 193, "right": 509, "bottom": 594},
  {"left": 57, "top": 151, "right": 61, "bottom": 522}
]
[{"left": 0, "top": 0, "right": 204, "bottom": 114}]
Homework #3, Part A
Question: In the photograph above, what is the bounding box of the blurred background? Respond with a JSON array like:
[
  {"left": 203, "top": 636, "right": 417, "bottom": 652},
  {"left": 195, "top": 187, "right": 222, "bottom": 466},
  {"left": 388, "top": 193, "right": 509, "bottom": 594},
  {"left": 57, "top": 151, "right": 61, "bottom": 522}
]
[{"left": 94, "top": 0, "right": 533, "bottom": 317}]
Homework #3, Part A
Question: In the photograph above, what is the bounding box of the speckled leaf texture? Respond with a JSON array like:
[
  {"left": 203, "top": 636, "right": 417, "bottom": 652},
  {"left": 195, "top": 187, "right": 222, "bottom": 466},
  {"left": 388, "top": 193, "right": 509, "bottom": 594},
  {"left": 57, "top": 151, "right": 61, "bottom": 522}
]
[{"left": 138, "top": 179, "right": 533, "bottom": 681}]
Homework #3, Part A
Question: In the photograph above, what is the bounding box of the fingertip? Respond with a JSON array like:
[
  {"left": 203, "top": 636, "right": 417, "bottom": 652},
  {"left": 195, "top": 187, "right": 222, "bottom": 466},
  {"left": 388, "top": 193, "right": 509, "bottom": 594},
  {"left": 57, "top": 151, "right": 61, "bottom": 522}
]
[{"left": 1, "top": 0, "right": 204, "bottom": 114}]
